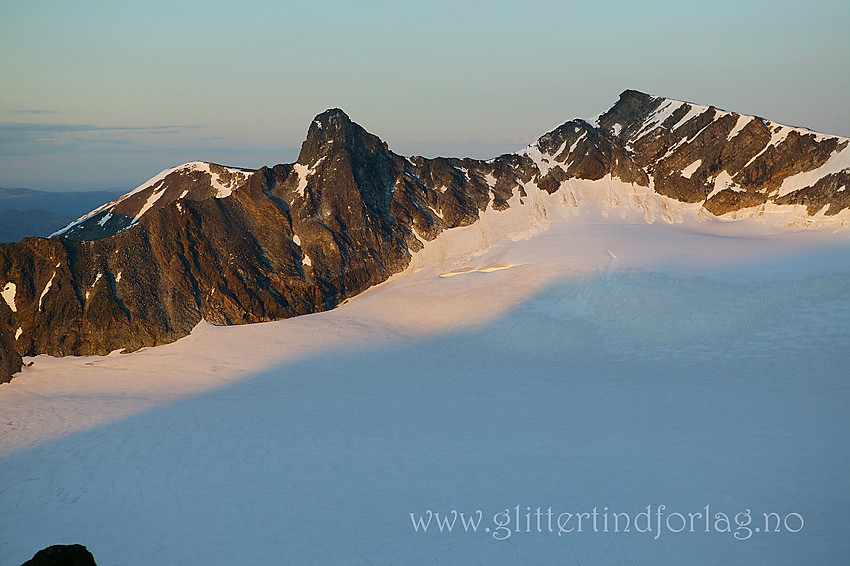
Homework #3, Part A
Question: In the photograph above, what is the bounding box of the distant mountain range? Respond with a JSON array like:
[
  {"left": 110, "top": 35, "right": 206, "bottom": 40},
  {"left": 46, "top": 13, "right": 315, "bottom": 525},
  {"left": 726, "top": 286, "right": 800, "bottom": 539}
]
[
  {"left": 0, "top": 188, "right": 121, "bottom": 243},
  {"left": 1, "top": 89, "right": 848, "bottom": 381}
]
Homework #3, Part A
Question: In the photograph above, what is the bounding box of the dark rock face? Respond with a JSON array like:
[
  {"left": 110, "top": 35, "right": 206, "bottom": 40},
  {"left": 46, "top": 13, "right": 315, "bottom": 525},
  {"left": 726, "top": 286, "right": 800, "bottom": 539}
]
[
  {"left": 1, "top": 92, "right": 847, "bottom": 382},
  {"left": 530, "top": 119, "right": 650, "bottom": 187},
  {"left": 20, "top": 544, "right": 97, "bottom": 566},
  {"left": 0, "top": 313, "right": 22, "bottom": 380}
]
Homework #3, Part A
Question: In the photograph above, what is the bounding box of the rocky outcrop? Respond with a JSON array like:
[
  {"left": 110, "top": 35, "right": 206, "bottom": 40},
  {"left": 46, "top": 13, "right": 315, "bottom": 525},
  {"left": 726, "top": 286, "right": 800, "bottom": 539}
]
[
  {"left": 20, "top": 544, "right": 97, "bottom": 566},
  {"left": 598, "top": 90, "right": 849, "bottom": 214},
  {"left": 1, "top": 93, "right": 848, "bottom": 382}
]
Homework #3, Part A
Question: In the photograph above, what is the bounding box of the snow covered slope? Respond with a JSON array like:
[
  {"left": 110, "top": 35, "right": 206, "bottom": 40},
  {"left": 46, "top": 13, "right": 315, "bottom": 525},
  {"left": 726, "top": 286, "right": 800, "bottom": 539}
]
[
  {"left": 2, "top": 210, "right": 849, "bottom": 565},
  {"left": 3, "top": 93, "right": 850, "bottom": 565}
]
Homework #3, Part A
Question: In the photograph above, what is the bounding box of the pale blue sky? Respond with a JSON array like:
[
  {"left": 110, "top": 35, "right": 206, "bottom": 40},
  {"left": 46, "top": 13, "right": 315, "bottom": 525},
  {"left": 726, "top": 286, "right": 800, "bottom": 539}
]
[{"left": 1, "top": 0, "right": 848, "bottom": 191}]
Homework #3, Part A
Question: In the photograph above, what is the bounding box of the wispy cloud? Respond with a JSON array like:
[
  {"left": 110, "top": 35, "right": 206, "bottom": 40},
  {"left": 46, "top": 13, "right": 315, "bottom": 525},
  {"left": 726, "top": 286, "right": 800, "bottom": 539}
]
[
  {"left": 0, "top": 121, "right": 300, "bottom": 169},
  {"left": 0, "top": 122, "right": 199, "bottom": 135},
  {"left": 0, "top": 122, "right": 203, "bottom": 154},
  {"left": 13, "top": 109, "right": 63, "bottom": 115}
]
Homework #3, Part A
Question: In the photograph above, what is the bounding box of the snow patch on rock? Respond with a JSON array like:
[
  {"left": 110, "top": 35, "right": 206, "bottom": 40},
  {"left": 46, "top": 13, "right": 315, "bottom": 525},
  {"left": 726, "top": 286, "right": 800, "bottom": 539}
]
[
  {"left": 293, "top": 157, "right": 326, "bottom": 197},
  {"left": 682, "top": 159, "right": 702, "bottom": 179},
  {"left": 776, "top": 144, "right": 850, "bottom": 198},
  {"left": 2, "top": 282, "right": 17, "bottom": 313},
  {"left": 38, "top": 270, "right": 57, "bottom": 311}
]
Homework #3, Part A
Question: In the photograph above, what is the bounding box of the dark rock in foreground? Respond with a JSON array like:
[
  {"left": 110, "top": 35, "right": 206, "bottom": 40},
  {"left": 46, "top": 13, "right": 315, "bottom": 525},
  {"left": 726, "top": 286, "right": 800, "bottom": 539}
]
[{"left": 20, "top": 544, "right": 97, "bottom": 566}]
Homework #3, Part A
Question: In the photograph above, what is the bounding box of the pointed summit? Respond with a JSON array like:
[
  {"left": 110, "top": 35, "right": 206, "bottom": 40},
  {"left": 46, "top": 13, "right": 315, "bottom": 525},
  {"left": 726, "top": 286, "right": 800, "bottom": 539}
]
[
  {"left": 308, "top": 108, "right": 352, "bottom": 141},
  {"left": 596, "top": 89, "right": 663, "bottom": 139},
  {"left": 297, "top": 108, "right": 388, "bottom": 165}
]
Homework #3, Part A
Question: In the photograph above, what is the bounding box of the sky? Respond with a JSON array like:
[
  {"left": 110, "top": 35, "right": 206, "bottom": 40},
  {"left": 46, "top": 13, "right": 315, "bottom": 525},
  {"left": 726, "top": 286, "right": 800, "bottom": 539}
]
[{"left": 1, "top": 0, "right": 848, "bottom": 192}]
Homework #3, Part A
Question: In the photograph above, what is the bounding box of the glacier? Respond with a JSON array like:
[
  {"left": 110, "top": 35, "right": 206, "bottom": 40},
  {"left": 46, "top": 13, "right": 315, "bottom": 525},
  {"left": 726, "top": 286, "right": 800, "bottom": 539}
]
[{"left": 2, "top": 193, "right": 849, "bottom": 564}]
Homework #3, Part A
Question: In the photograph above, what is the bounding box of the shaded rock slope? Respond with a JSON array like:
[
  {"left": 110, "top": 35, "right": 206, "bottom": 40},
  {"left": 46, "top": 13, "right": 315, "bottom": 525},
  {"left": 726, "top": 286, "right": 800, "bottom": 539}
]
[{"left": 1, "top": 90, "right": 848, "bottom": 382}]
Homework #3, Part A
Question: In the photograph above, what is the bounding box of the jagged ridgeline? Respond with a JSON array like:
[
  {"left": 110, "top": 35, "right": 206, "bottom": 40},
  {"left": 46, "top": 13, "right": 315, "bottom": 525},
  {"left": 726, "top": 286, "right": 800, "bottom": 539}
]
[{"left": 1, "top": 90, "right": 849, "bottom": 381}]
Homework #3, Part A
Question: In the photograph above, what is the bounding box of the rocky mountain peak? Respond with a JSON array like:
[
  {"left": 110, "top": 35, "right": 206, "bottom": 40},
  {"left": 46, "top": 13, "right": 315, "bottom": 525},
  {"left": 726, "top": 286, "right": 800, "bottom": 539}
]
[
  {"left": 591, "top": 90, "right": 850, "bottom": 215},
  {"left": 289, "top": 109, "right": 397, "bottom": 225},
  {"left": 597, "top": 89, "right": 664, "bottom": 140},
  {"left": 297, "top": 108, "right": 389, "bottom": 166}
]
